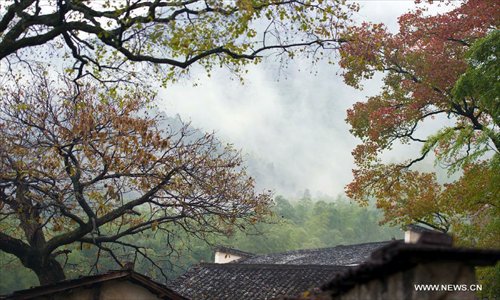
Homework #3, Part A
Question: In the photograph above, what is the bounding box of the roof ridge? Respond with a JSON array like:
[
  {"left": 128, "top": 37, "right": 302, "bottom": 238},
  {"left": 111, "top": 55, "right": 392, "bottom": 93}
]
[{"left": 252, "top": 240, "right": 395, "bottom": 256}]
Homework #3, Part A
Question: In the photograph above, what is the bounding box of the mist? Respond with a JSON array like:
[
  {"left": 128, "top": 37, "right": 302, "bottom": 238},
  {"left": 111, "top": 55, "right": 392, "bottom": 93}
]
[{"left": 158, "top": 1, "right": 454, "bottom": 197}]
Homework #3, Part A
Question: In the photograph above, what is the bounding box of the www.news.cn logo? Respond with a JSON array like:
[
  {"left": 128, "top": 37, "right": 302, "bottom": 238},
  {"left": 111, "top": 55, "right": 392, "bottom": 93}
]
[{"left": 414, "top": 284, "right": 482, "bottom": 292}]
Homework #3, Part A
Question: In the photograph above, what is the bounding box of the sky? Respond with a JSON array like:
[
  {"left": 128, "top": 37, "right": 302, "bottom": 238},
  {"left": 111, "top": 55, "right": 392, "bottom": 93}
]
[{"left": 158, "top": 1, "right": 453, "bottom": 198}]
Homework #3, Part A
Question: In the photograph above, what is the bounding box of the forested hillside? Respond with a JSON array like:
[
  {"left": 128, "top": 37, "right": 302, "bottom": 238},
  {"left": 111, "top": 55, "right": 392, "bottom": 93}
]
[{"left": 0, "top": 194, "right": 401, "bottom": 294}]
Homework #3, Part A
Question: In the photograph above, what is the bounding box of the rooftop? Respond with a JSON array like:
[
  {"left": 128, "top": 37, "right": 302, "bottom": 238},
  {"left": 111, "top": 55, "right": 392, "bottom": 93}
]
[
  {"left": 321, "top": 240, "right": 500, "bottom": 297},
  {"left": 171, "top": 263, "right": 350, "bottom": 300},
  {"left": 3, "top": 270, "right": 187, "bottom": 300},
  {"left": 238, "top": 241, "right": 393, "bottom": 266}
]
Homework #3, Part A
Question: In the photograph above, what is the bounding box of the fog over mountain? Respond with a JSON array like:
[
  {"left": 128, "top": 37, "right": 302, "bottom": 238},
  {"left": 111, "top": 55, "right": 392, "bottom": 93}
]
[{"left": 158, "top": 1, "right": 455, "bottom": 197}]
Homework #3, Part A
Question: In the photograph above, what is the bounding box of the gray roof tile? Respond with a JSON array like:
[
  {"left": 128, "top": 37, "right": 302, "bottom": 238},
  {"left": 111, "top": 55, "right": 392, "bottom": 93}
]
[
  {"left": 172, "top": 241, "right": 398, "bottom": 300},
  {"left": 238, "top": 241, "right": 392, "bottom": 266},
  {"left": 171, "top": 263, "right": 349, "bottom": 300}
]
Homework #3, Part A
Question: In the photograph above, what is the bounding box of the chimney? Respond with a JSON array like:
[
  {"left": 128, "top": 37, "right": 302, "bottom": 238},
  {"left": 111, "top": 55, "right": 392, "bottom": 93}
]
[{"left": 404, "top": 224, "right": 452, "bottom": 246}]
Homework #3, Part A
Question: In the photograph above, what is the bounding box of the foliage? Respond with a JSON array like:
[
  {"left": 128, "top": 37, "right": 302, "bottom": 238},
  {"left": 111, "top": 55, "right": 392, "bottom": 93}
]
[
  {"left": 476, "top": 263, "right": 500, "bottom": 299},
  {"left": 339, "top": 0, "right": 499, "bottom": 247},
  {"left": 0, "top": 72, "right": 272, "bottom": 285},
  {"left": 0, "top": 194, "right": 402, "bottom": 294},
  {"left": 226, "top": 194, "right": 401, "bottom": 252},
  {"left": 0, "top": 0, "right": 357, "bottom": 85},
  {"left": 453, "top": 30, "right": 500, "bottom": 126}
]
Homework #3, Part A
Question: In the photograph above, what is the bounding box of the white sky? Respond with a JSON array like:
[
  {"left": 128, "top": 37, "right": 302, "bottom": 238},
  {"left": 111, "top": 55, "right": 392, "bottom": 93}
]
[{"left": 158, "top": 1, "right": 454, "bottom": 198}]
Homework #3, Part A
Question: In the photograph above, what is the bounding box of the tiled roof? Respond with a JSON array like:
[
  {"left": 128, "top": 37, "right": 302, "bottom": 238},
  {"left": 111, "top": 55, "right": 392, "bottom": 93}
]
[
  {"left": 4, "top": 270, "right": 187, "bottom": 300},
  {"left": 170, "top": 263, "right": 350, "bottom": 300},
  {"left": 321, "top": 240, "right": 500, "bottom": 297},
  {"left": 238, "top": 241, "right": 393, "bottom": 266}
]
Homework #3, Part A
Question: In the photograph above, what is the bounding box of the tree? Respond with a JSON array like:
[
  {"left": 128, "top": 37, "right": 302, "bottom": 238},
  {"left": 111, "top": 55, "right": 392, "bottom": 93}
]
[
  {"left": 0, "top": 0, "right": 356, "bottom": 85},
  {"left": 0, "top": 72, "right": 272, "bottom": 285},
  {"left": 0, "top": 0, "right": 356, "bottom": 288},
  {"left": 339, "top": 0, "right": 499, "bottom": 246}
]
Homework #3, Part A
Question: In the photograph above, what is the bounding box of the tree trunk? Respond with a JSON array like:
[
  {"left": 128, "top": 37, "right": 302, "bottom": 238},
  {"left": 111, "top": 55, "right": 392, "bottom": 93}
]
[
  {"left": 34, "top": 258, "right": 66, "bottom": 285},
  {"left": 23, "top": 254, "right": 66, "bottom": 285}
]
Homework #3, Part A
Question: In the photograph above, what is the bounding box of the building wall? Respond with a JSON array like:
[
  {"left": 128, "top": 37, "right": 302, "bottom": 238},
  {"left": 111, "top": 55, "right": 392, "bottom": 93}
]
[
  {"left": 41, "top": 280, "right": 162, "bottom": 300},
  {"left": 332, "top": 262, "right": 477, "bottom": 300},
  {"left": 214, "top": 251, "right": 242, "bottom": 264},
  {"left": 100, "top": 281, "right": 162, "bottom": 300},
  {"left": 404, "top": 231, "right": 421, "bottom": 244}
]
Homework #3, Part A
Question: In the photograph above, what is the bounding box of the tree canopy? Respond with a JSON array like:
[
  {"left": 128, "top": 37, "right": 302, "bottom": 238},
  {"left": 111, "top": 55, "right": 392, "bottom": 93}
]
[
  {"left": 0, "top": 0, "right": 356, "bottom": 85},
  {"left": 0, "top": 73, "right": 272, "bottom": 285},
  {"left": 340, "top": 0, "right": 499, "bottom": 247}
]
